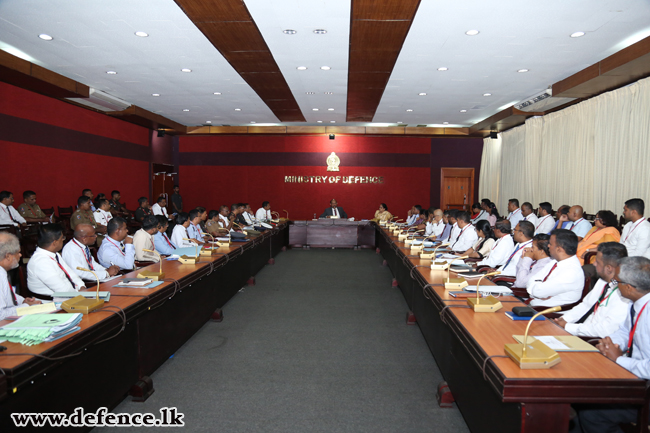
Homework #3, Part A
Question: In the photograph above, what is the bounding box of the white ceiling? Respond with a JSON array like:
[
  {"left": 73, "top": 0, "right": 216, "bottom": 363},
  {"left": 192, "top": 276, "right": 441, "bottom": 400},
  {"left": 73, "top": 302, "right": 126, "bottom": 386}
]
[{"left": 0, "top": 0, "right": 649, "bottom": 127}]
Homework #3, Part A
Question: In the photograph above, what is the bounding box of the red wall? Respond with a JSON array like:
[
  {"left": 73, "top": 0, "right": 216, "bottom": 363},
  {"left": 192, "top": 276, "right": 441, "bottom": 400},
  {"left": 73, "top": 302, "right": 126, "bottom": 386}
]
[
  {"left": 0, "top": 82, "right": 150, "bottom": 210},
  {"left": 179, "top": 135, "right": 432, "bottom": 220}
]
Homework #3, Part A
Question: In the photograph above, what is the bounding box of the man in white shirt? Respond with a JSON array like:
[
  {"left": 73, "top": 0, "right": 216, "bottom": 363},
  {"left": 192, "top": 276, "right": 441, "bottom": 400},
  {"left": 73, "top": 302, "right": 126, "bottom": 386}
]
[
  {"left": 256, "top": 201, "right": 272, "bottom": 222},
  {"left": 506, "top": 199, "right": 524, "bottom": 230},
  {"left": 555, "top": 242, "right": 629, "bottom": 338},
  {"left": 521, "top": 202, "right": 538, "bottom": 226},
  {"left": 27, "top": 223, "right": 86, "bottom": 297},
  {"left": 152, "top": 197, "right": 170, "bottom": 219},
  {"left": 0, "top": 232, "right": 40, "bottom": 319},
  {"left": 0, "top": 191, "right": 26, "bottom": 227},
  {"left": 621, "top": 198, "right": 650, "bottom": 258},
  {"left": 470, "top": 203, "right": 488, "bottom": 225},
  {"left": 526, "top": 229, "right": 584, "bottom": 307},
  {"left": 93, "top": 198, "right": 113, "bottom": 227},
  {"left": 406, "top": 205, "right": 419, "bottom": 226},
  {"left": 426, "top": 209, "right": 445, "bottom": 238},
  {"left": 477, "top": 220, "right": 514, "bottom": 269},
  {"left": 62, "top": 224, "right": 119, "bottom": 281},
  {"left": 97, "top": 217, "right": 135, "bottom": 270},
  {"left": 496, "top": 221, "right": 535, "bottom": 277},
  {"left": 133, "top": 215, "right": 160, "bottom": 262},
  {"left": 450, "top": 211, "right": 479, "bottom": 252},
  {"left": 579, "top": 256, "right": 650, "bottom": 433},
  {"left": 557, "top": 205, "right": 592, "bottom": 241},
  {"left": 535, "top": 202, "right": 556, "bottom": 235},
  {"left": 172, "top": 212, "right": 198, "bottom": 247}
]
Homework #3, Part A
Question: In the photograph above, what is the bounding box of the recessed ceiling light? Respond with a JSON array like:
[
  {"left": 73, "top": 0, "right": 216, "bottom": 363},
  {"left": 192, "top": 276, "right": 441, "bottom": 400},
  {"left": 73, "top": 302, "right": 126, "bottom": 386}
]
[
  {"left": 465, "top": 29, "right": 480, "bottom": 36},
  {"left": 397, "top": 122, "right": 403, "bottom": 124},
  {"left": 570, "top": 31, "right": 585, "bottom": 38},
  {"left": 283, "top": 29, "right": 297, "bottom": 35},
  {"left": 320, "top": 66, "right": 331, "bottom": 70},
  {"left": 437, "top": 67, "right": 448, "bottom": 71},
  {"left": 213, "top": 92, "right": 222, "bottom": 95},
  {"left": 38, "top": 34, "right": 53, "bottom": 41},
  {"left": 406, "top": 109, "right": 413, "bottom": 112},
  {"left": 250, "top": 121, "right": 256, "bottom": 124},
  {"left": 152, "top": 93, "right": 160, "bottom": 97},
  {"left": 327, "top": 108, "right": 334, "bottom": 111},
  {"left": 234, "top": 108, "right": 242, "bottom": 111},
  {"left": 418, "top": 93, "right": 427, "bottom": 96},
  {"left": 330, "top": 120, "right": 336, "bottom": 123},
  {"left": 135, "top": 31, "right": 149, "bottom": 37},
  {"left": 181, "top": 68, "right": 192, "bottom": 72},
  {"left": 483, "top": 93, "right": 492, "bottom": 97},
  {"left": 106, "top": 71, "right": 117, "bottom": 75},
  {"left": 183, "top": 109, "right": 190, "bottom": 112},
  {"left": 314, "top": 29, "right": 327, "bottom": 34},
  {"left": 324, "top": 92, "right": 333, "bottom": 95},
  {"left": 517, "top": 69, "right": 529, "bottom": 73},
  {"left": 443, "top": 122, "right": 449, "bottom": 125},
  {"left": 305, "top": 92, "right": 315, "bottom": 95},
  {"left": 296, "top": 66, "right": 307, "bottom": 70},
  {"left": 312, "top": 108, "right": 319, "bottom": 111},
  {"left": 460, "top": 109, "right": 467, "bottom": 113},
  {"left": 317, "top": 120, "right": 323, "bottom": 123},
  {"left": 206, "top": 121, "right": 212, "bottom": 124}
]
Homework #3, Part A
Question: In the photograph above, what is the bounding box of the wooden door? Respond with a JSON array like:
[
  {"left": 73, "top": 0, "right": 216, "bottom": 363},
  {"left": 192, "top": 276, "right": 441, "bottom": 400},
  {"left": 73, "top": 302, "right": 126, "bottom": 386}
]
[{"left": 440, "top": 168, "right": 474, "bottom": 211}]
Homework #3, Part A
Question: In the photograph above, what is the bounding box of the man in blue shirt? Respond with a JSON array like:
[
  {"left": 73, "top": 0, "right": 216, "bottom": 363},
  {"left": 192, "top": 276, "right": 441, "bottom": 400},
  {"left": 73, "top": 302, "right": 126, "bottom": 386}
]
[
  {"left": 154, "top": 215, "right": 176, "bottom": 255},
  {"left": 187, "top": 209, "right": 205, "bottom": 244},
  {"left": 97, "top": 217, "right": 135, "bottom": 270}
]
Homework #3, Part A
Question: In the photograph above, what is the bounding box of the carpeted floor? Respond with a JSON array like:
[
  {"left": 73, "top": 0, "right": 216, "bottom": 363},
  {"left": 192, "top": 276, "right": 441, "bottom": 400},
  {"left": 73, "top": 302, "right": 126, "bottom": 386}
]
[{"left": 96, "top": 249, "right": 469, "bottom": 432}]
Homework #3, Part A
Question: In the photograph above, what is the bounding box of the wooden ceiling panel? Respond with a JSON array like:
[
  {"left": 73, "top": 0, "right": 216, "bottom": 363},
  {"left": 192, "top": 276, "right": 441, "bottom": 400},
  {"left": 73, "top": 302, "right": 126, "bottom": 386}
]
[
  {"left": 174, "top": 0, "right": 305, "bottom": 122},
  {"left": 346, "top": 0, "right": 422, "bottom": 122}
]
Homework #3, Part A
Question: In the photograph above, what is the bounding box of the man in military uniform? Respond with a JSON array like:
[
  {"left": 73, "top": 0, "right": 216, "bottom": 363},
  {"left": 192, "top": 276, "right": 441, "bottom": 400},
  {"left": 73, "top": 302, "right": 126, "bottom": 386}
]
[
  {"left": 17, "top": 190, "right": 50, "bottom": 223},
  {"left": 108, "top": 190, "right": 130, "bottom": 217},
  {"left": 205, "top": 210, "right": 222, "bottom": 237},
  {"left": 71, "top": 196, "right": 107, "bottom": 235}
]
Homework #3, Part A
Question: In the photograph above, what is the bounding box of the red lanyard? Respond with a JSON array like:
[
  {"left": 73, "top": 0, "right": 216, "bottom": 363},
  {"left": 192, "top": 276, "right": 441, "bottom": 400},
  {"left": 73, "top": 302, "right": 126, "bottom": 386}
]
[
  {"left": 28, "top": 205, "right": 38, "bottom": 217},
  {"left": 506, "top": 241, "right": 531, "bottom": 262},
  {"left": 491, "top": 237, "right": 503, "bottom": 251},
  {"left": 49, "top": 256, "right": 75, "bottom": 282},
  {"left": 542, "top": 263, "right": 558, "bottom": 282},
  {"left": 623, "top": 219, "right": 645, "bottom": 243},
  {"left": 536, "top": 215, "right": 551, "bottom": 228},
  {"left": 105, "top": 237, "right": 125, "bottom": 256},
  {"left": 594, "top": 284, "right": 616, "bottom": 313},
  {"left": 570, "top": 218, "right": 584, "bottom": 231},
  {"left": 627, "top": 302, "right": 650, "bottom": 354},
  {"left": 163, "top": 234, "right": 174, "bottom": 248},
  {"left": 508, "top": 209, "right": 520, "bottom": 220},
  {"left": 73, "top": 240, "right": 94, "bottom": 270}
]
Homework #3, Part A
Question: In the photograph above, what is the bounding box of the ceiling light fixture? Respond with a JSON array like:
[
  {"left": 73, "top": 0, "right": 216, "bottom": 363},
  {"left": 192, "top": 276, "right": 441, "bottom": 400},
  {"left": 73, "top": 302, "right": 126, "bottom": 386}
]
[
  {"left": 250, "top": 121, "right": 256, "bottom": 124},
  {"left": 437, "top": 67, "right": 448, "bottom": 71},
  {"left": 406, "top": 109, "right": 413, "bottom": 112},
  {"left": 443, "top": 122, "right": 449, "bottom": 125},
  {"left": 570, "top": 31, "right": 586, "bottom": 38},
  {"left": 314, "top": 29, "right": 327, "bottom": 34},
  {"left": 213, "top": 92, "right": 222, "bottom": 95},
  {"left": 183, "top": 109, "right": 190, "bottom": 112},
  {"left": 460, "top": 109, "right": 467, "bottom": 113},
  {"left": 135, "top": 31, "right": 148, "bottom": 37},
  {"left": 234, "top": 108, "right": 242, "bottom": 111},
  {"left": 320, "top": 66, "right": 331, "bottom": 70},
  {"left": 465, "top": 29, "right": 480, "bottom": 36},
  {"left": 181, "top": 68, "right": 192, "bottom": 72},
  {"left": 328, "top": 108, "right": 334, "bottom": 111},
  {"left": 317, "top": 121, "right": 323, "bottom": 123},
  {"left": 483, "top": 93, "right": 492, "bottom": 96},
  {"left": 296, "top": 66, "right": 307, "bottom": 70},
  {"left": 418, "top": 93, "right": 427, "bottom": 96},
  {"left": 152, "top": 93, "right": 160, "bottom": 97},
  {"left": 324, "top": 92, "right": 333, "bottom": 95},
  {"left": 283, "top": 29, "right": 297, "bottom": 34},
  {"left": 312, "top": 108, "right": 319, "bottom": 111},
  {"left": 38, "top": 34, "right": 53, "bottom": 41},
  {"left": 397, "top": 121, "right": 403, "bottom": 124},
  {"left": 517, "top": 69, "right": 529, "bottom": 73},
  {"left": 206, "top": 121, "right": 212, "bottom": 124},
  {"left": 106, "top": 71, "right": 117, "bottom": 75},
  {"left": 305, "top": 92, "right": 315, "bottom": 95},
  {"left": 330, "top": 120, "right": 336, "bottom": 123}
]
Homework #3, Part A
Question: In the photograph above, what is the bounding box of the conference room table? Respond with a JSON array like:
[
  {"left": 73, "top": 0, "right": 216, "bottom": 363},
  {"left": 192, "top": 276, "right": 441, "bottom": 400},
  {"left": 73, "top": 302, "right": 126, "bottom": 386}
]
[
  {"left": 374, "top": 222, "right": 648, "bottom": 433},
  {"left": 0, "top": 223, "right": 289, "bottom": 431},
  {"left": 288, "top": 219, "right": 375, "bottom": 248}
]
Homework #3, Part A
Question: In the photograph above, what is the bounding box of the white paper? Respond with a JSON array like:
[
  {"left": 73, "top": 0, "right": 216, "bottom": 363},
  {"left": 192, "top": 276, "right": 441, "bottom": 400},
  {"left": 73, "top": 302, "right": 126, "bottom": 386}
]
[
  {"left": 464, "top": 285, "right": 513, "bottom": 294},
  {"left": 534, "top": 336, "right": 570, "bottom": 350}
]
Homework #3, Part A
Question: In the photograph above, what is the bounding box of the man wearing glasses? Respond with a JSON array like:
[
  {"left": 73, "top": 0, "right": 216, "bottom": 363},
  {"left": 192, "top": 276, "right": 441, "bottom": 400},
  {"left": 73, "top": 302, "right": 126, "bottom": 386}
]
[{"left": 62, "top": 224, "right": 120, "bottom": 281}]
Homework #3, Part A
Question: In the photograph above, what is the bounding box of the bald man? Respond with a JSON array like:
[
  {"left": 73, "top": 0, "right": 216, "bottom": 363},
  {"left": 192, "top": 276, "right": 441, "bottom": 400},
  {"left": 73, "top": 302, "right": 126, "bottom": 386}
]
[
  {"left": 1, "top": 232, "right": 40, "bottom": 320},
  {"left": 426, "top": 209, "right": 445, "bottom": 238},
  {"left": 557, "top": 205, "right": 592, "bottom": 241},
  {"left": 62, "top": 224, "right": 119, "bottom": 281}
]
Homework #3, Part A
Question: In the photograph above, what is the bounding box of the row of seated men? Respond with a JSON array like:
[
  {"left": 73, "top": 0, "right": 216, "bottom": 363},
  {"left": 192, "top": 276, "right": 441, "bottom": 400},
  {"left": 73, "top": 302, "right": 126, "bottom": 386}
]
[{"left": 386, "top": 197, "right": 650, "bottom": 432}]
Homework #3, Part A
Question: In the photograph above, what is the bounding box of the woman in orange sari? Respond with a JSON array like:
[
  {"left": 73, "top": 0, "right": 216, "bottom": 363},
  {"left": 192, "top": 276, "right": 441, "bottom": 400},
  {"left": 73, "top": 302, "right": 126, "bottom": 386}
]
[{"left": 577, "top": 210, "right": 620, "bottom": 265}]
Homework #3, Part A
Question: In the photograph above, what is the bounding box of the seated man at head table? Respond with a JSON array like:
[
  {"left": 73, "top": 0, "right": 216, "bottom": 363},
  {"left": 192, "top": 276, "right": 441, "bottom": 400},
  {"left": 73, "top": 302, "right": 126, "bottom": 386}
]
[
  {"left": 241, "top": 203, "right": 262, "bottom": 237},
  {"left": 17, "top": 190, "right": 50, "bottom": 223},
  {"left": 535, "top": 202, "right": 555, "bottom": 235},
  {"left": 256, "top": 201, "right": 272, "bottom": 222},
  {"left": 425, "top": 209, "right": 445, "bottom": 239},
  {"left": 512, "top": 233, "right": 553, "bottom": 288},
  {"left": 187, "top": 209, "right": 205, "bottom": 244},
  {"left": 134, "top": 197, "right": 153, "bottom": 223},
  {"left": 444, "top": 210, "right": 460, "bottom": 244},
  {"left": 133, "top": 215, "right": 160, "bottom": 262},
  {"left": 218, "top": 206, "right": 246, "bottom": 239},
  {"left": 27, "top": 223, "right": 86, "bottom": 298},
  {"left": 71, "top": 195, "right": 107, "bottom": 235},
  {"left": 525, "top": 229, "right": 584, "bottom": 308},
  {"left": 154, "top": 215, "right": 176, "bottom": 256},
  {"left": 490, "top": 220, "right": 535, "bottom": 279},
  {"left": 449, "top": 211, "right": 479, "bottom": 253},
  {"left": 62, "top": 224, "right": 120, "bottom": 281},
  {"left": 0, "top": 232, "right": 41, "bottom": 319},
  {"left": 0, "top": 190, "right": 26, "bottom": 227},
  {"left": 554, "top": 242, "right": 629, "bottom": 338},
  {"left": 405, "top": 205, "right": 419, "bottom": 226},
  {"left": 437, "top": 210, "right": 454, "bottom": 242},
  {"left": 171, "top": 212, "right": 198, "bottom": 248},
  {"left": 476, "top": 219, "right": 514, "bottom": 269},
  {"left": 578, "top": 256, "right": 650, "bottom": 433},
  {"left": 97, "top": 217, "right": 135, "bottom": 271},
  {"left": 205, "top": 210, "right": 222, "bottom": 237},
  {"left": 520, "top": 202, "right": 538, "bottom": 227},
  {"left": 320, "top": 199, "right": 348, "bottom": 219}
]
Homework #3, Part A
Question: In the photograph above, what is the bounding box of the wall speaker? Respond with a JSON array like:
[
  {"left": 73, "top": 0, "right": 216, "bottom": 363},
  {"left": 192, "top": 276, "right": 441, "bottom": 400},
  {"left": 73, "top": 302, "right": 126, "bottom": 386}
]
[
  {"left": 329, "top": 134, "right": 335, "bottom": 140},
  {"left": 489, "top": 131, "right": 498, "bottom": 139}
]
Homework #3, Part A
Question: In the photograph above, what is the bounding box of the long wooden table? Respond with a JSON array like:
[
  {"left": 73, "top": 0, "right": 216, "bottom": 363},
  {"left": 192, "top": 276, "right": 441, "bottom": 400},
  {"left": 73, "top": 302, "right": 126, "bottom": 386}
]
[
  {"left": 289, "top": 219, "right": 375, "bottom": 248},
  {"left": 375, "top": 223, "right": 646, "bottom": 433},
  {"left": 0, "top": 224, "right": 289, "bottom": 431}
]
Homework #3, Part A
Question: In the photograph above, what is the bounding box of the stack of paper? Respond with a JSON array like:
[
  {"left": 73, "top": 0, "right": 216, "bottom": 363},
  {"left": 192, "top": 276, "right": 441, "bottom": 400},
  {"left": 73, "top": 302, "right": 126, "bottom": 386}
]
[{"left": 0, "top": 313, "right": 82, "bottom": 346}]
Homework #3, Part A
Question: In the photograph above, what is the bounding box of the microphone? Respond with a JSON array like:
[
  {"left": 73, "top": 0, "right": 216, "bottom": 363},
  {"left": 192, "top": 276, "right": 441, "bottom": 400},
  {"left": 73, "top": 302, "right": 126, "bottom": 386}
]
[
  {"left": 179, "top": 239, "right": 200, "bottom": 264},
  {"left": 200, "top": 232, "right": 218, "bottom": 256},
  {"left": 424, "top": 242, "right": 449, "bottom": 262},
  {"left": 444, "top": 256, "right": 469, "bottom": 290},
  {"left": 139, "top": 249, "right": 165, "bottom": 280},
  {"left": 61, "top": 267, "right": 104, "bottom": 314},
  {"left": 504, "top": 306, "right": 562, "bottom": 369},
  {"left": 467, "top": 271, "right": 502, "bottom": 312}
]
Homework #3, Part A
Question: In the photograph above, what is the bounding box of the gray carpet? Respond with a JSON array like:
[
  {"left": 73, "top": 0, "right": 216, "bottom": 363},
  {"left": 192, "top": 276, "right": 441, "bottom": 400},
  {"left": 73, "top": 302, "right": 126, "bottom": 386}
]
[{"left": 96, "top": 249, "right": 470, "bottom": 432}]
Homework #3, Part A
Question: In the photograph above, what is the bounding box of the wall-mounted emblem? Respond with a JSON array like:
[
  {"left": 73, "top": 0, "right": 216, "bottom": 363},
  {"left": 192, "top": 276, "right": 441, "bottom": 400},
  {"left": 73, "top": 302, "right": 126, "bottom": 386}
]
[{"left": 326, "top": 152, "right": 340, "bottom": 172}]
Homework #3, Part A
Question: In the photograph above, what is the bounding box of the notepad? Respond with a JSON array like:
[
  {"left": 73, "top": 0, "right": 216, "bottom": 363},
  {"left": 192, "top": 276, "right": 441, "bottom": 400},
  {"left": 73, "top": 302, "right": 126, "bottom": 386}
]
[
  {"left": 53, "top": 291, "right": 112, "bottom": 301},
  {"left": 114, "top": 281, "right": 165, "bottom": 289},
  {"left": 464, "top": 285, "right": 513, "bottom": 295},
  {"left": 511, "top": 335, "right": 598, "bottom": 352},
  {"left": 15, "top": 302, "right": 58, "bottom": 316}
]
